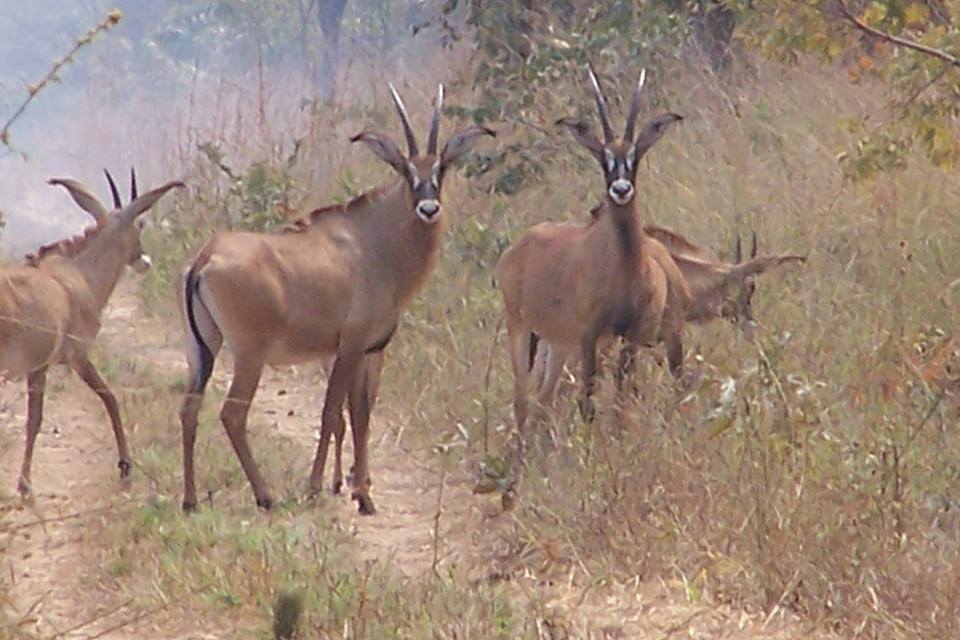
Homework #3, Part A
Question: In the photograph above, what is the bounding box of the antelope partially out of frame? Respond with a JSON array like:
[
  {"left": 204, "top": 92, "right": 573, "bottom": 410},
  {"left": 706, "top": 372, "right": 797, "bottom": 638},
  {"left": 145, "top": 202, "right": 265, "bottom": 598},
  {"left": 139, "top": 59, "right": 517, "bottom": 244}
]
[
  {"left": 179, "top": 83, "right": 494, "bottom": 515},
  {"left": 2, "top": 171, "right": 183, "bottom": 496},
  {"left": 497, "top": 66, "right": 685, "bottom": 445},
  {"left": 530, "top": 228, "right": 807, "bottom": 401}
]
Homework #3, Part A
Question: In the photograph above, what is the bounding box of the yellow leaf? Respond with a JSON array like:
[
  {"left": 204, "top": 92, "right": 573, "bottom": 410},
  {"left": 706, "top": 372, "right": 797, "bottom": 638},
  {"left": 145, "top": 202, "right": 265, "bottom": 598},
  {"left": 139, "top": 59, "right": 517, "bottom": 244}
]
[
  {"left": 862, "top": 1, "right": 887, "bottom": 26},
  {"left": 904, "top": 3, "right": 929, "bottom": 28},
  {"left": 707, "top": 414, "right": 736, "bottom": 438}
]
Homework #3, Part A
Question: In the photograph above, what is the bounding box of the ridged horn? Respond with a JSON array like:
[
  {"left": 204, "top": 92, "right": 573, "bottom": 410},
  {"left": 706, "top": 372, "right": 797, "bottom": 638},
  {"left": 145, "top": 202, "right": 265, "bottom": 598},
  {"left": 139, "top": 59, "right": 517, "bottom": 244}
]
[
  {"left": 623, "top": 68, "right": 647, "bottom": 142},
  {"left": 387, "top": 82, "right": 419, "bottom": 157},
  {"left": 104, "top": 169, "right": 122, "bottom": 209},
  {"left": 426, "top": 84, "right": 444, "bottom": 156},
  {"left": 587, "top": 64, "right": 614, "bottom": 144}
]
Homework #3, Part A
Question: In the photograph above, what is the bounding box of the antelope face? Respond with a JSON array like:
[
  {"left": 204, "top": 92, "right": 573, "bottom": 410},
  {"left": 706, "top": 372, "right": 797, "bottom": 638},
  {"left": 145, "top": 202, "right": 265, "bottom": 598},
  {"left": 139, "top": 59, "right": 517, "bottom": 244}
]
[
  {"left": 601, "top": 142, "right": 638, "bottom": 206},
  {"left": 557, "top": 63, "right": 682, "bottom": 210},
  {"left": 352, "top": 82, "right": 494, "bottom": 228},
  {"left": 720, "top": 275, "right": 757, "bottom": 338},
  {"left": 407, "top": 157, "right": 443, "bottom": 225}
]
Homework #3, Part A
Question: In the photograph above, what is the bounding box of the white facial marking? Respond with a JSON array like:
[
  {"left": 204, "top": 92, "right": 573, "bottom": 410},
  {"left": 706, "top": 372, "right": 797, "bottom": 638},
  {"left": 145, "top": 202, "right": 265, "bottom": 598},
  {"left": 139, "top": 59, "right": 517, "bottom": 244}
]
[
  {"left": 415, "top": 198, "right": 441, "bottom": 224},
  {"left": 608, "top": 179, "right": 634, "bottom": 205},
  {"left": 625, "top": 148, "right": 635, "bottom": 171},
  {"left": 132, "top": 254, "right": 152, "bottom": 274},
  {"left": 603, "top": 148, "right": 615, "bottom": 173}
]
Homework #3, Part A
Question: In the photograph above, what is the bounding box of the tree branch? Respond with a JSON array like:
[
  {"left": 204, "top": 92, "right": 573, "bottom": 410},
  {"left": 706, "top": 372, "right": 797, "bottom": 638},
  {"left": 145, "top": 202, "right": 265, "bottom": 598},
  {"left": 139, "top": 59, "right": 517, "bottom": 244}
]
[
  {"left": 0, "top": 10, "right": 122, "bottom": 150},
  {"left": 836, "top": 0, "right": 960, "bottom": 66}
]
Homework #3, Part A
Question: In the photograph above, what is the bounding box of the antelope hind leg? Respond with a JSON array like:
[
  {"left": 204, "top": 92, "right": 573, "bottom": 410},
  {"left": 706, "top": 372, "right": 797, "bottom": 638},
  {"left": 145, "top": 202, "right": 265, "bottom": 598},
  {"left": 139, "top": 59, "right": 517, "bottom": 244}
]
[
  {"left": 220, "top": 357, "right": 273, "bottom": 510},
  {"left": 17, "top": 368, "right": 48, "bottom": 498}
]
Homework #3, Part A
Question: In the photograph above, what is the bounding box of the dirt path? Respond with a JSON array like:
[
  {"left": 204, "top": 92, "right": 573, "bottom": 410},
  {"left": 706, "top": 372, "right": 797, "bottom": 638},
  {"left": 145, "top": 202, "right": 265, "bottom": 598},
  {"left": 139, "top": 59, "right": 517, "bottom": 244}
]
[
  {"left": 0, "top": 306, "right": 149, "bottom": 638},
  {"left": 1, "top": 283, "right": 829, "bottom": 639}
]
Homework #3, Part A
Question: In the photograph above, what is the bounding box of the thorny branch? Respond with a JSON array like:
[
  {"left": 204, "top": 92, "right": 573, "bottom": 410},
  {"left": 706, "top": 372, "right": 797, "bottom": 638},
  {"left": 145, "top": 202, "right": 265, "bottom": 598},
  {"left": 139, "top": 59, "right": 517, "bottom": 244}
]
[
  {"left": 836, "top": 0, "right": 960, "bottom": 67},
  {"left": 0, "top": 10, "right": 122, "bottom": 152}
]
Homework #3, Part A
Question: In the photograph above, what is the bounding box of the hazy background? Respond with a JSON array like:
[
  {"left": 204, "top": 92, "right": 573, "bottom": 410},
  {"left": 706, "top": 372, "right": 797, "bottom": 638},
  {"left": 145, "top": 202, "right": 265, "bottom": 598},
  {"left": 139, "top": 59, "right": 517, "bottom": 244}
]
[{"left": 0, "top": 0, "right": 454, "bottom": 254}]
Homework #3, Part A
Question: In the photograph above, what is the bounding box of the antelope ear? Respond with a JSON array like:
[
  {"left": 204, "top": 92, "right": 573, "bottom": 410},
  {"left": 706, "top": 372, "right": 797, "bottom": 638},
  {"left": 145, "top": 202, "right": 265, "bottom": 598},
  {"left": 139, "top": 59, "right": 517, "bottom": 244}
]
[
  {"left": 48, "top": 178, "right": 109, "bottom": 223},
  {"left": 351, "top": 131, "right": 410, "bottom": 177},
  {"left": 632, "top": 112, "right": 683, "bottom": 165},
  {"left": 440, "top": 126, "right": 496, "bottom": 169},
  {"left": 729, "top": 255, "right": 806, "bottom": 280},
  {"left": 556, "top": 117, "right": 604, "bottom": 163},
  {"left": 117, "top": 180, "right": 185, "bottom": 225}
]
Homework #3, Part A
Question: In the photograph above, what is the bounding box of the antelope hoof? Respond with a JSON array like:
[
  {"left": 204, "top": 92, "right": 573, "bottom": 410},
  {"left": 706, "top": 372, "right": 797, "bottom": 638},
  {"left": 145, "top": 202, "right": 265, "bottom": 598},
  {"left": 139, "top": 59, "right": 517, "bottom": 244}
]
[
  {"left": 332, "top": 479, "right": 343, "bottom": 495},
  {"left": 352, "top": 491, "right": 376, "bottom": 516},
  {"left": 256, "top": 496, "right": 274, "bottom": 511},
  {"left": 118, "top": 459, "right": 132, "bottom": 479},
  {"left": 182, "top": 500, "right": 198, "bottom": 514},
  {"left": 16, "top": 477, "right": 31, "bottom": 498}
]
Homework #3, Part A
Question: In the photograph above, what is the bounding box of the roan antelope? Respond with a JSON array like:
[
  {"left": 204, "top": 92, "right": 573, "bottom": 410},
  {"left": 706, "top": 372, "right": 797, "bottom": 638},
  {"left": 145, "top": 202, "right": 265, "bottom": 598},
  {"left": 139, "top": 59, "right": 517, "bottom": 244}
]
[
  {"left": 530, "top": 227, "right": 807, "bottom": 402},
  {"left": 2, "top": 171, "right": 183, "bottom": 496},
  {"left": 179, "top": 83, "right": 494, "bottom": 514},
  {"left": 497, "top": 66, "right": 685, "bottom": 447}
]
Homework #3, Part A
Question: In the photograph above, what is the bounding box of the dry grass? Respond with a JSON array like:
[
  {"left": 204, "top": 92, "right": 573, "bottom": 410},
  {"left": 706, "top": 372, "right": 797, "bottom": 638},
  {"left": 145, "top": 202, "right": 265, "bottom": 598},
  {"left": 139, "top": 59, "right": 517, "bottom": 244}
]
[{"left": 11, "top": 51, "right": 960, "bottom": 638}]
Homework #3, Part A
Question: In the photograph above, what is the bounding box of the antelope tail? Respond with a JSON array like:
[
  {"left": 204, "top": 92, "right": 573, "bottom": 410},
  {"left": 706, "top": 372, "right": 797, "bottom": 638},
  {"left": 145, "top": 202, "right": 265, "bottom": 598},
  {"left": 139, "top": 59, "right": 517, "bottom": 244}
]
[{"left": 183, "top": 265, "right": 215, "bottom": 394}]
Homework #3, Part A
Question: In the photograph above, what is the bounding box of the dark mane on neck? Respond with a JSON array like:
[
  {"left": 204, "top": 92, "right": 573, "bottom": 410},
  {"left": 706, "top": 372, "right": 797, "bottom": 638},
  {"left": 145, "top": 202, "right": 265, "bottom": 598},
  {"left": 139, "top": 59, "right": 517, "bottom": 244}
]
[
  {"left": 606, "top": 201, "right": 642, "bottom": 270},
  {"left": 282, "top": 185, "right": 390, "bottom": 234},
  {"left": 23, "top": 224, "right": 102, "bottom": 267}
]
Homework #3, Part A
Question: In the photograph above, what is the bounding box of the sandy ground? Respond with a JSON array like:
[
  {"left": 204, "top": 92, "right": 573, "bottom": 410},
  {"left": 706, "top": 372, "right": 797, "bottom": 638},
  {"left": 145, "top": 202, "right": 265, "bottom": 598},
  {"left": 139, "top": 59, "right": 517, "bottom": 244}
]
[{"left": 0, "top": 282, "right": 832, "bottom": 639}]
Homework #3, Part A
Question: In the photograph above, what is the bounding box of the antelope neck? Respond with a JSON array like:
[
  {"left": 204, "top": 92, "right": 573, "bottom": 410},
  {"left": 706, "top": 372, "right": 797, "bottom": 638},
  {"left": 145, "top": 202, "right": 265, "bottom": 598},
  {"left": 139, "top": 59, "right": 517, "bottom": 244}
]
[
  {"left": 66, "top": 233, "right": 131, "bottom": 310},
  {"left": 604, "top": 199, "right": 644, "bottom": 275}
]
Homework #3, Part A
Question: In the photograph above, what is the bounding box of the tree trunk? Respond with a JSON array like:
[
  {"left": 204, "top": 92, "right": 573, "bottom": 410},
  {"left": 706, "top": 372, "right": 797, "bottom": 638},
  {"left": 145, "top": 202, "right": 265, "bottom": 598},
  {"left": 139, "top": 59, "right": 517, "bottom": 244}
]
[
  {"left": 317, "top": 0, "right": 349, "bottom": 99},
  {"left": 691, "top": 0, "right": 737, "bottom": 72}
]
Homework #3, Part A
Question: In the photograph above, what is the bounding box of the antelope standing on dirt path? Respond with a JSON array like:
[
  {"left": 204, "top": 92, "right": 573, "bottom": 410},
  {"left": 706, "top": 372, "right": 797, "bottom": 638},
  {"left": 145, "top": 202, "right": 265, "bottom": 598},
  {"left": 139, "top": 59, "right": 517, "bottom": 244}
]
[
  {"left": 497, "top": 66, "right": 684, "bottom": 447},
  {"left": 2, "top": 171, "right": 184, "bottom": 497},
  {"left": 179, "top": 83, "right": 494, "bottom": 515},
  {"left": 531, "top": 230, "right": 807, "bottom": 401}
]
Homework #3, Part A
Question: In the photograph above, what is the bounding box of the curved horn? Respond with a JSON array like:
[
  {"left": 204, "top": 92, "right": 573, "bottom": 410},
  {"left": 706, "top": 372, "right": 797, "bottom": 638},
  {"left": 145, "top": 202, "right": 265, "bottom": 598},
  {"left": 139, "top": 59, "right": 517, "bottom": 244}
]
[
  {"left": 387, "top": 82, "right": 419, "bottom": 157},
  {"left": 130, "top": 167, "right": 138, "bottom": 200},
  {"left": 426, "top": 84, "right": 444, "bottom": 156},
  {"left": 49, "top": 178, "right": 109, "bottom": 223},
  {"left": 587, "top": 64, "right": 614, "bottom": 144},
  {"left": 735, "top": 235, "right": 742, "bottom": 264},
  {"left": 751, "top": 231, "right": 758, "bottom": 259},
  {"left": 623, "top": 68, "right": 646, "bottom": 142},
  {"left": 104, "top": 169, "right": 122, "bottom": 209}
]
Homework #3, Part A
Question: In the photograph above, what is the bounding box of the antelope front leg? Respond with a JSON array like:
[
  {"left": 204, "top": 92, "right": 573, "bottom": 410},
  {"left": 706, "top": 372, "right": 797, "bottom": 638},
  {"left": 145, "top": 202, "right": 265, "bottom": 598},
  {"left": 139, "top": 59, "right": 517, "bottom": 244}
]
[
  {"left": 71, "top": 355, "right": 131, "bottom": 483},
  {"left": 347, "top": 354, "right": 381, "bottom": 515},
  {"left": 614, "top": 342, "right": 637, "bottom": 392},
  {"left": 309, "top": 350, "right": 361, "bottom": 500},
  {"left": 578, "top": 333, "right": 600, "bottom": 422},
  {"left": 506, "top": 327, "right": 533, "bottom": 461},
  {"left": 17, "top": 368, "right": 48, "bottom": 497},
  {"left": 331, "top": 408, "right": 347, "bottom": 495}
]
